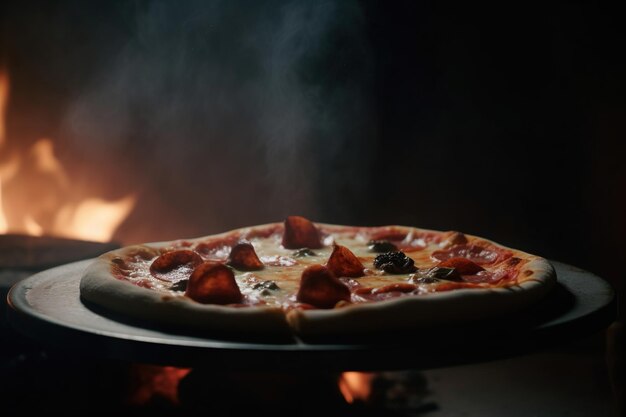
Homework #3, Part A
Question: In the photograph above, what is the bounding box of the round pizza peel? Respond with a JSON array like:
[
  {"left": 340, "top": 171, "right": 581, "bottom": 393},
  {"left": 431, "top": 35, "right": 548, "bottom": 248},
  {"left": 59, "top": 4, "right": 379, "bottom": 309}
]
[{"left": 6, "top": 260, "right": 616, "bottom": 371}]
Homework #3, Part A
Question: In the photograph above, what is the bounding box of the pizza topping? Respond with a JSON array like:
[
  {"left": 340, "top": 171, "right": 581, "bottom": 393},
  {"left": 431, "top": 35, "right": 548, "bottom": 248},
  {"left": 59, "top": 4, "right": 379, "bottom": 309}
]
[
  {"left": 427, "top": 267, "right": 461, "bottom": 280},
  {"left": 194, "top": 235, "right": 240, "bottom": 260},
  {"left": 292, "top": 248, "right": 317, "bottom": 257},
  {"left": 410, "top": 275, "right": 440, "bottom": 284},
  {"left": 409, "top": 266, "right": 462, "bottom": 283},
  {"left": 128, "top": 246, "right": 160, "bottom": 260},
  {"left": 431, "top": 244, "right": 508, "bottom": 265},
  {"left": 437, "top": 257, "right": 485, "bottom": 275},
  {"left": 170, "top": 280, "right": 188, "bottom": 292},
  {"left": 369, "top": 228, "right": 408, "bottom": 242},
  {"left": 111, "top": 256, "right": 132, "bottom": 273},
  {"left": 227, "top": 241, "right": 264, "bottom": 271},
  {"left": 252, "top": 280, "right": 280, "bottom": 296},
  {"left": 372, "top": 283, "right": 417, "bottom": 294},
  {"left": 260, "top": 255, "right": 297, "bottom": 267},
  {"left": 340, "top": 278, "right": 364, "bottom": 290},
  {"left": 252, "top": 280, "right": 280, "bottom": 290},
  {"left": 462, "top": 270, "right": 510, "bottom": 284},
  {"left": 367, "top": 240, "right": 398, "bottom": 253},
  {"left": 185, "top": 262, "right": 243, "bottom": 305},
  {"left": 373, "top": 252, "right": 417, "bottom": 274},
  {"left": 434, "top": 281, "right": 482, "bottom": 292},
  {"left": 441, "top": 231, "right": 468, "bottom": 247},
  {"left": 282, "top": 216, "right": 323, "bottom": 249},
  {"left": 296, "top": 264, "right": 351, "bottom": 309},
  {"left": 149, "top": 250, "right": 203, "bottom": 282},
  {"left": 326, "top": 244, "right": 365, "bottom": 278}
]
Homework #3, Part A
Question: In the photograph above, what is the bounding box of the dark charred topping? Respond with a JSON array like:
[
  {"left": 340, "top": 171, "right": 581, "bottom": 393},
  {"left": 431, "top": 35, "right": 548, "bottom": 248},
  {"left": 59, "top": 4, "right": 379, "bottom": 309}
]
[
  {"left": 282, "top": 216, "right": 323, "bottom": 249},
  {"left": 412, "top": 276, "right": 440, "bottom": 284},
  {"left": 326, "top": 244, "right": 364, "bottom": 278},
  {"left": 252, "top": 280, "right": 280, "bottom": 296},
  {"left": 185, "top": 262, "right": 243, "bottom": 305},
  {"left": 373, "top": 252, "right": 417, "bottom": 274},
  {"left": 367, "top": 240, "right": 398, "bottom": 253},
  {"left": 150, "top": 250, "right": 203, "bottom": 281},
  {"left": 296, "top": 264, "right": 351, "bottom": 309},
  {"left": 227, "top": 241, "right": 264, "bottom": 271},
  {"left": 427, "top": 267, "right": 461, "bottom": 280},
  {"left": 111, "top": 256, "right": 130, "bottom": 272},
  {"left": 171, "top": 280, "right": 188, "bottom": 292},
  {"left": 292, "top": 248, "right": 317, "bottom": 257},
  {"left": 252, "top": 280, "right": 280, "bottom": 293},
  {"left": 410, "top": 266, "right": 462, "bottom": 283}
]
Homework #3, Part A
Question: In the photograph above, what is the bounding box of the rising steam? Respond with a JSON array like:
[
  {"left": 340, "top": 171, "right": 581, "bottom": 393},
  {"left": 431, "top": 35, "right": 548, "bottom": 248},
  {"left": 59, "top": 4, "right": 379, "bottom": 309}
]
[{"left": 62, "top": 0, "right": 375, "bottom": 242}]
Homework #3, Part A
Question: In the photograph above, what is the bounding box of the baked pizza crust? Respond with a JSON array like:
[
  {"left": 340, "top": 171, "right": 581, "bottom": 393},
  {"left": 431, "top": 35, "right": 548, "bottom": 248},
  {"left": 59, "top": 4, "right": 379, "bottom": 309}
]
[{"left": 80, "top": 223, "right": 556, "bottom": 338}]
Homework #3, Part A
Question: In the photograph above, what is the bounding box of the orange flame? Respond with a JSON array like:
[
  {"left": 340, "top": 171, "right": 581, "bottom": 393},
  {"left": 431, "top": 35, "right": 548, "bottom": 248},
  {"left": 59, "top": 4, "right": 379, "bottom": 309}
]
[
  {"left": 0, "top": 70, "right": 8, "bottom": 147},
  {"left": 0, "top": 69, "right": 135, "bottom": 241},
  {"left": 128, "top": 365, "right": 191, "bottom": 405},
  {"left": 338, "top": 372, "right": 374, "bottom": 404}
]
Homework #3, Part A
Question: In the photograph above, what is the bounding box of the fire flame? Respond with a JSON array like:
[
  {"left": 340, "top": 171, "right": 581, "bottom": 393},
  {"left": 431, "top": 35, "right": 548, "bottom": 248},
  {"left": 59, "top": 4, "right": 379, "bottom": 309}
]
[
  {"left": 128, "top": 365, "right": 191, "bottom": 405},
  {"left": 0, "top": 70, "right": 8, "bottom": 147},
  {"left": 338, "top": 372, "right": 374, "bottom": 404},
  {"left": 0, "top": 70, "right": 135, "bottom": 242}
]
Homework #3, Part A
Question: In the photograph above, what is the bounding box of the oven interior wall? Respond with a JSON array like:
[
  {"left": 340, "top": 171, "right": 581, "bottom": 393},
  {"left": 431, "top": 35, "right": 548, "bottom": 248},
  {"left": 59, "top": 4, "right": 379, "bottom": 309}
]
[{"left": 0, "top": 2, "right": 624, "bottom": 286}]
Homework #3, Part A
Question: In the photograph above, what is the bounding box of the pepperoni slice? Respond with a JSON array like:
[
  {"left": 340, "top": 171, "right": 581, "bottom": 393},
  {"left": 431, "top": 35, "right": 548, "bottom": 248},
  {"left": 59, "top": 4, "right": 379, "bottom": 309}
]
[
  {"left": 149, "top": 250, "right": 203, "bottom": 281},
  {"left": 227, "top": 241, "right": 264, "bottom": 271},
  {"left": 368, "top": 228, "right": 439, "bottom": 252},
  {"left": 434, "top": 282, "right": 481, "bottom": 292},
  {"left": 326, "top": 244, "right": 364, "bottom": 278},
  {"left": 461, "top": 270, "right": 509, "bottom": 284},
  {"left": 442, "top": 231, "right": 468, "bottom": 246},
  {"left": 282, "top": 216, "right": 323, "bottom": 249},
  {"left": 296, "top": 265, "right": 351, "bottom": 309},
  {"left": 431, "top": 244, "right": 509, "bottom": 265},
  {"left": 185, "top": 262, "right": 242, "bottom": 305},
  {"left": 437, "top": 257, "right": 485, "bottom": 275},
  {"left": 370, "top": 230, "right": 408, "bottom": 242}
]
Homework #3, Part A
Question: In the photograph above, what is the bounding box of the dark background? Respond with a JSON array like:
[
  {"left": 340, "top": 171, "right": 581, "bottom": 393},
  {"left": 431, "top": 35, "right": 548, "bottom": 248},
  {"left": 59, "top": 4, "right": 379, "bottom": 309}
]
[{"left": 0, "top": 0, "right": 624, "bottom": 291}]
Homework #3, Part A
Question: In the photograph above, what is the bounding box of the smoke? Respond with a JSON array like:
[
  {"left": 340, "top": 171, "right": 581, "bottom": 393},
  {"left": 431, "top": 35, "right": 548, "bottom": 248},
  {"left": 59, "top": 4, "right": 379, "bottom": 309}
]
[{"left": 61, "top": 0, "right": 375, "bottom": 242}]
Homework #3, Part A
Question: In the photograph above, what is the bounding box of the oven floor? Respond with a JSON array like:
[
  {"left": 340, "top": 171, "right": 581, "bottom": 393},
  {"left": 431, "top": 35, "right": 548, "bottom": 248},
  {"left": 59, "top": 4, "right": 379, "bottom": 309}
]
[
  {"left": 421, "top": 335, "right": 612, "bottom": 416},
  {"left": 0, "top": 329, "right": 615, "bottom": 416}
]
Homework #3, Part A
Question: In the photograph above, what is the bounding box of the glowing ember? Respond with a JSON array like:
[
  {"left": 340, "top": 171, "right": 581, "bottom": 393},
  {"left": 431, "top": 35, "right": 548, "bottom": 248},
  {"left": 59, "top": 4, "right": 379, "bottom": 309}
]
[
  {"left": 0, "top": 70, "right": 135, "bottom": 242},
  {"left": 338, "top": 372, "right": 374, "bottom": 404},
  {"left": 0, "top": 71, "right": 8, "bottom": 147},
  {"left": 128, "top": 365, "right": 191, "bottom": 405}
]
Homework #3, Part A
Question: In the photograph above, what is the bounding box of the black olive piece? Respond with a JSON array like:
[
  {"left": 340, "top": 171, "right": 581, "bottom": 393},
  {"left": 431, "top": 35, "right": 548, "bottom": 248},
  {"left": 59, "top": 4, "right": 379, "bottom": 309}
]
[
  {"left": 171, "top": 280, "right": 188, "bottom": 292},
  {"left": 292, "top": 248, "right": 317, "bottom": 257},
  {"left": 373, "top": 251, "right": 417, "bottom": 274},
  {"left": 367, "top": 240, "right": 398, "bottom": 253},
  {"left": 252, "top": 280, "right": 280, "bottom": 291}
]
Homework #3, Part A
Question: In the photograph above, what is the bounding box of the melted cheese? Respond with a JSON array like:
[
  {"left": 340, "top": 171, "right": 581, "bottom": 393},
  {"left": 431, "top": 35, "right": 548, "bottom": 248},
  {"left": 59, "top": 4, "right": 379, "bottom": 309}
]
[{"left": 118, "top": 226, "right": 521, "bottom": 308}]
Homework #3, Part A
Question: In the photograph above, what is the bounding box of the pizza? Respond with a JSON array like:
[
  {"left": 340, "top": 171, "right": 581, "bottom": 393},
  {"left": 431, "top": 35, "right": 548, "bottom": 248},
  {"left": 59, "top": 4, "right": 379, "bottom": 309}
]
[{"left": 80, "top": 216, "right": 556, "bottom": 338}]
